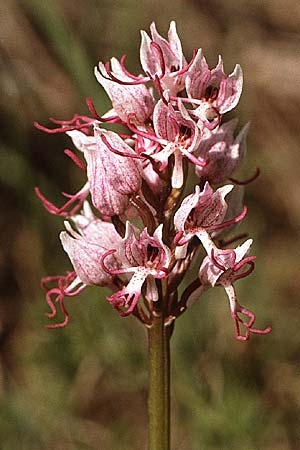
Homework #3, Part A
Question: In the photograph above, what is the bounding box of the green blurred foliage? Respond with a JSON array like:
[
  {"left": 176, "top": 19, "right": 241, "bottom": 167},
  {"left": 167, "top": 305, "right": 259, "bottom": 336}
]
[{"left": 1, "top": 0, "right": 300, "bottom": 449}]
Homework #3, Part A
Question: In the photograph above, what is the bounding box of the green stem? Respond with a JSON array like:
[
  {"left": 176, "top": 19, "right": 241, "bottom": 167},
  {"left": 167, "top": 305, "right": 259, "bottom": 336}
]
[{"left": 148, "top": 314, "right": 171, "bottom": 450}]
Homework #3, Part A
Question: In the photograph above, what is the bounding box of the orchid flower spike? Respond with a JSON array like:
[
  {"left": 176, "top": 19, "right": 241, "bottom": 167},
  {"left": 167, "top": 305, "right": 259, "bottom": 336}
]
[{"left": 36, "top": 20, "right": 270, "bottom": 341}]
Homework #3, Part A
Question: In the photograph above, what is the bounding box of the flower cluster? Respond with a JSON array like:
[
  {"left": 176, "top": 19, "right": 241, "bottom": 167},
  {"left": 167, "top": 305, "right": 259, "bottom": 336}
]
[{"left": 36, "top": 21, "right": 270, "bottom": 340}]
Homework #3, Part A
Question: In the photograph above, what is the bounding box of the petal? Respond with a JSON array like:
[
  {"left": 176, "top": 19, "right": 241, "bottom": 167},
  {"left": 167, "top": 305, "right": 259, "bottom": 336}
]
[
  {"left": 199, "top": 253, "right": 223, "bottom": 287},
  {"left": 186, "top": 49, "right": 210, "bottom": 99},
  {"left": 195, "top": 119, "right": 244, "bottom": 183},
  {"left": 60, "top": 232, "right": 113, "bottom": 286},
  {"left": 221, "top": 185, "right": 245, "bottom": 228},
  {"left": 70, "top": 209, "right": 122, "bottom": 248},
  {"left": 234, "top": 239, "right": 253, "bottom": 263},
  {"left": 196, "top": 184, "right": 234, "bottom": 228},
  {"left": 95, "top": 64, "right": 154, "bottom": 123},
  {"left": 171, "top": 150, "right": 184, "bottom": 188},
  {"left": 142, "top": 159, "right": 166, "bottom": 195},
  {"left": 217, "top": 64, "right": 243, "bottom": 114},
  {"left": 209, "top": 55, "right": 226, "bottom": 87},
  {"left": 167, "top": 21, "right": 186, "bottom": 69},
  {"left": 66, "top": 130, "right": 96, "bottom": 153},
  {"left": 174, "top": 185, "right": 202, "bottom": 232},
  {"left": 145, "top": 276, "right": 159, "bottom": 302},
  {"left": 153, "top": 100, "right": 179, "bottom": 140},
  {"left": 153, "top": 224, "right": 172, "bottom": 268},
  {"left": 116, "top": 221, "right": 144, "bottom": 268},
  {"left": 140, "top": 29, "right": 161, "bottom": 76},
  {"left": 233, "top": 121, "right": 249, "bottom": 161},
  {"left": 140, "top": 22, "right": 186, "bottom": 95},
  {"left": 94, "top": 128, "right": 142, "bottom": 195},
  {"left": 150, "top": 22, "right": 177, "bottom": 69},
  {"left": 83, "top": 127, "right": 142, "bottom": 216}
]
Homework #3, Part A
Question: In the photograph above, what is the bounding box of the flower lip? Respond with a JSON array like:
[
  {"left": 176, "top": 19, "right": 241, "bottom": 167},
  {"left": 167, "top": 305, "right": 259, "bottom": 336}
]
[
  {"left": 35, "top": 182, "right": 90, "bottom": 218},
  {"left": 86, "top": 97, "right": 120, "bottom": 123},
  {"left": 198, "top": 239, "right": 271, "bottom": 341},
  {"left": 34, "top": 115, "right": 97, "bottom": 134},
  {"left": 230, "top": 302, "right": 272, "bottom": 341},
  {"left": 42, "top": 272, "right": 85, "bottom": 329},
  {"left": 100, "top": 249, "right": 119, "bottom": 276}
]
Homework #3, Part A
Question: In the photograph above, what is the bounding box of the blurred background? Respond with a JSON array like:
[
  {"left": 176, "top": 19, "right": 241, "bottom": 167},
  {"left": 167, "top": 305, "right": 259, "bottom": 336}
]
[{"left": 1, "top": 0, "right": 300, "bottom": 449}]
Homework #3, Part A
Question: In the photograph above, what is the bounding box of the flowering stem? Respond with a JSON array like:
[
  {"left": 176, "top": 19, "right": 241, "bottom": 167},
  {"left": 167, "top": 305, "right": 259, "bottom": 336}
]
[{"left": 148, "top": 313, "right": 171, "bottom": 450}]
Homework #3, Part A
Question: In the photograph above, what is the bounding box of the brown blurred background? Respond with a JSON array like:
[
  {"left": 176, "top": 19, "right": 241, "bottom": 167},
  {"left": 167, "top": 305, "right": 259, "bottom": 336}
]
[{"left": 1, "top": 0, "right": 300, "bottom": 449}]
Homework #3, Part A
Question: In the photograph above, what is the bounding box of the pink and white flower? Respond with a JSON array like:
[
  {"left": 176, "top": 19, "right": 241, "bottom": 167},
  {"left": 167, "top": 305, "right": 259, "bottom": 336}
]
[
  {"left": 174, "top": 182, "right": 243, "bottom": 257},
  {"left": 199, "top": 239, "right": 271, "bottom": 340},
  {"left": 149, "top": 99, "right": 205, "bottom": 188},
  {"left": 42, "top": 203, "right": 122, "bottom": 328},
  {"left": 194, "top": 119, "right": 249, "bottom": 184},
  {"left": 95, "top": 58, "right": 155, "bottom": 124},
  {"left": 140, "top": 21, "right": 187, "bottom": 95},
  {"left": 101, "top": 223, "right": 171, "bottom": 316},
  {"left": 61, "top": 204, "right": 122, "bottom": 286},
  {"left": 185, "top": 50, "right": 243, "bottom": 129},
  {"left": 68, "top": 126, "right": 142, "bottom": 216}
]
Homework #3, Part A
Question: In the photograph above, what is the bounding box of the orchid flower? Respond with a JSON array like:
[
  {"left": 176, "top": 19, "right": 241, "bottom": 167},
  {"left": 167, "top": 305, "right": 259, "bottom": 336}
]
[
  {"left": 101, "top": 223, "right": 171, "bottom": 316},
  {"left": 140, "top": 21, "right": 188, "bottom": 95},
  {"left": 42, "top": 202, "right": 122, "bottom": 327},
  {"left": 67, "top": 126, "right": 142, "bottom": 216},
  {"left": 185, "top": 50, "right": 243, "bottom": 129},
  {"left": 95, "top": 57, "right": 155, "bottom": 125},
  {"left": 198, "top": 239, "right": 271, "bottom": 340},
  {"left": 146, "top": 99, "right": 205, "bottom": 188},
  {"left": 174, "top": 182, "right": 246, "bottom": 257},
  {"left": 194, "top": 119, "right": 249, "bottom": 183}
]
